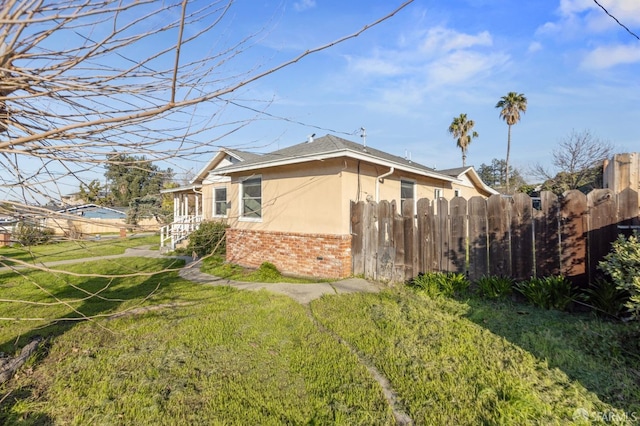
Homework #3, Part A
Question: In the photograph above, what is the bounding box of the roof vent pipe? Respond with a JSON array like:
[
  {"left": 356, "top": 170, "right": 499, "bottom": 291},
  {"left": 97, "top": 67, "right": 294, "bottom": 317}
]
[{"left": 307, "top": 133, "right": 315, "bottom": 143}]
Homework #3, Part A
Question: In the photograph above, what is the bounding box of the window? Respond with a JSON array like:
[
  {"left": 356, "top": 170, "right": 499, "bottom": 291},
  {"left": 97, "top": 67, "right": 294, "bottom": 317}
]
[
  {"left": 454, "top": 189, "right": 460, "bottom": 198},
  {"left": 434, "top": 188, "right": 442, "bottom": 200},
  {"left": 400, "top": 180, "right": 415, "bottom": 212},
  {"left": 241, "top": 177, "right": 262, "bottom": 219},
  {"left": 214, "top": 187, "right": 227, "bottom": 217}
]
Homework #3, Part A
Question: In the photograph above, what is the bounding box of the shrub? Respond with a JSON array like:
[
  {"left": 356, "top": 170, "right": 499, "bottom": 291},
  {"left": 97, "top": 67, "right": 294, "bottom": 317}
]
[
  {"left": 13, "top": 222, "right": 54, "bottom": 246},
  {"left": 515, "top": 275, "right": 574, "bottom": 311},
  {"left": 582, "top": 278, "right": 629, "bottom": 319},
  {"left": 408, "top": 272, "right": 469, "bottom": 298},
  {"left": 598, "top": 232, "right": 640, "bottom": 320},
  {"left": 187, "top": 220, "right": 228, "bottom": 257},
  {"left": 475, "top": 275, "right": 513, "bottom": 299},
  {"left": 254, "top": 262, "right": 283, "bottom": 281}
]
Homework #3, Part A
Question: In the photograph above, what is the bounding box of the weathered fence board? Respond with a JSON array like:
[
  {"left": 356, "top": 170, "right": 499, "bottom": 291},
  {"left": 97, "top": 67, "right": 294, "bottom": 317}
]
[
  {"left": 351, "top": 189, "right": 639, "bottom": 284},
  {"left": 561, "top": 190, "right": 588, "bottom": 283},
  {"left": 449, "top": 197, "right": 467, "bottom": 274},
  {"left": 437, "top": 198, "right": 451, "bottom": 272},
  {"left": 587, "top": 189, "right": 617, "bottom": 281},
  {"left": 534, "top": 192, "right": 560, "bottom": 277},
  {"left": 511, "top": 193, "right": 534, "bottom": 281},
  {"left": 487, "top": 194, "right": 511, "bottom": 277},
  {"left": 468, "top": 196, "right": 488, "bottom": 281},
  {"left": 402, "top": 200, "right": 416, "bottom": 280},
  {"left": 377, "top": 201, "right": 394, "bottom": 282},
  {"left": 350, "top": 201, "right": 364, "bottom": 276}
]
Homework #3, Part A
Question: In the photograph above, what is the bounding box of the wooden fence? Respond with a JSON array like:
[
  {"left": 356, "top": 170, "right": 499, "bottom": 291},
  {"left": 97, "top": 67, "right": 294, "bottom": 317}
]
[{"left": 350, "top": 189, "right": 640, "bottom": 284}]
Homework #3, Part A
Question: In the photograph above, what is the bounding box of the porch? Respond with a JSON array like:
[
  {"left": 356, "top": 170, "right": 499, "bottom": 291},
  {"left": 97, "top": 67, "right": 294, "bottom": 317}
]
[{"left": 160, "top": 186, "right": 203, "bottom": 251}]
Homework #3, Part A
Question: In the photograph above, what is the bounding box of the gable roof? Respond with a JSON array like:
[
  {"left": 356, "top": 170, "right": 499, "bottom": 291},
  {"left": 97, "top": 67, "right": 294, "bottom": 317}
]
[
  {"left": 212, "top": 134, "right": 458, "bottom": 183},
  {"left": 191, "top": 148, "right": 261, "bottom": 184},
  {"left": 438, "top": 166, "right": 500, "bottom": 195}
]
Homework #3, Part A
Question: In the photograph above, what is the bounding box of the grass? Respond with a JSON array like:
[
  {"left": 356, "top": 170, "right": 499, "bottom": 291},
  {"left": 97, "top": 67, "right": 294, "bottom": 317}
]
[
  {"left": 0, "top": 257, "right": 392, "bottom": 425},
  {"left": 200, "top": 255, "right": 327, "bottom": 284},
  {"left": 311, "top": 288, "right": 640, "bottom": 425},
  {"left": 1, "top": 239, "right": 639, "bottom": 424},
  {"left": 0, "top": 234, "right": 159, "bottom": 264}
]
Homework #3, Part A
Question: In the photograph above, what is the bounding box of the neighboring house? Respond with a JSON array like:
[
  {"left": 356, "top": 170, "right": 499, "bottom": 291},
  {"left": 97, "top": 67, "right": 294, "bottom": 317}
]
[
  {"left": 43, "top": 204, "right": 127, "bottom": 236},
  {"left": 603, "top": 153, "right": 640, "bottom": 196},
  {"left": 161, "top": 134, "right": 498, "bottom": 278}
]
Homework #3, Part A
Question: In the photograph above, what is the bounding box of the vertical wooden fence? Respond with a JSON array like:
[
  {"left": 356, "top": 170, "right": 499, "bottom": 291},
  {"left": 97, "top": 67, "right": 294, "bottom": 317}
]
[{"left": 351, "top": 189, "right": 640, "bottom": 284}]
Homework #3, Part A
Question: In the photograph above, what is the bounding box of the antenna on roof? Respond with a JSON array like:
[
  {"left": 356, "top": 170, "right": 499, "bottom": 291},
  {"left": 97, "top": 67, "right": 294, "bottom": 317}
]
[{"left": 360, "top": 127, "right": 367, "bottom": 150}]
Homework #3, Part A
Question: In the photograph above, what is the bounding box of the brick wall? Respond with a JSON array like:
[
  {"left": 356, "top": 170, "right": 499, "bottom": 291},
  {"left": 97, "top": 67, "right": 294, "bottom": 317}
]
[{"left": 226, "top": 228, "right": 352, "bottom": 279}]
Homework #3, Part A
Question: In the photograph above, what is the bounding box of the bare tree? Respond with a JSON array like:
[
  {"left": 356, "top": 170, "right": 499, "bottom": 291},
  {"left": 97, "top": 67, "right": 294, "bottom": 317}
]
[
  {"left": 1, "top": 0, "right": 413, "bottom": 206},
  {"left": 531, "top": 129, "right": 614, "bottom": 194},
  {"left": 0, "top": 0, "right": 414, "bottom": 327}
]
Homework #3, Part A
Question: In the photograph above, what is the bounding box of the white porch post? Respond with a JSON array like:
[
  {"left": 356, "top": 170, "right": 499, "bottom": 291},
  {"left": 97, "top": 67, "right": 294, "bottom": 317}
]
[{"left": 195, "top": 192, "right": 200, "bottom": 218}]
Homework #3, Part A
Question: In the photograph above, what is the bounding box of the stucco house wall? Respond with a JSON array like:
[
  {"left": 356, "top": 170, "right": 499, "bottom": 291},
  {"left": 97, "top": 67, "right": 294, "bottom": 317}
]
[{"left": 165, "top": 135, "right": 498, "bottom": 279}]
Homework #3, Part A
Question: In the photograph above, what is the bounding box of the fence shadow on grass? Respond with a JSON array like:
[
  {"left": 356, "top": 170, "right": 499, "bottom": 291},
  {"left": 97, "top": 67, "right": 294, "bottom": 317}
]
[{"left": 461, "top": 296, "right": 640, "bottom": 416}]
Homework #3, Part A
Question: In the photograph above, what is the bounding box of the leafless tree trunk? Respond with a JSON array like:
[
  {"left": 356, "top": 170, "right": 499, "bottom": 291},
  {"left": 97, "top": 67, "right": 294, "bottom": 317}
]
[{"left": 0, "top": 1, "right": 414, "bottom": 324}]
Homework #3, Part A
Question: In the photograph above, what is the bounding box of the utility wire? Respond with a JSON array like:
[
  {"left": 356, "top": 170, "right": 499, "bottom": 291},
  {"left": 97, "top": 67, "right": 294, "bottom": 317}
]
[{"left": 593, "top": 0, "right": 640, "bottom": 41}]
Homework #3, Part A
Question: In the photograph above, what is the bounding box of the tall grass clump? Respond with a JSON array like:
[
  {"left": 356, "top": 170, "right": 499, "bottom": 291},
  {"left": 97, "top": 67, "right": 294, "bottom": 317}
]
[
  {"left": 515, "top": 275, "right": 574, "bottom": 311},
  {"left": 475, "top": 275, "right": 513, "bottom": 299},
  {"left": 582, "top": 278, "right": 630, "bottom": 319},
  {"left": 407, "top": 272, "right": 469, "bottom": 298}
]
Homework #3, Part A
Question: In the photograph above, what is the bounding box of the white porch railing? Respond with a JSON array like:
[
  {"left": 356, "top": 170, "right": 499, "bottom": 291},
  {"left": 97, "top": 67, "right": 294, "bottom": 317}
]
[{"left": 160, "top": 215, "right": 203, "bottom": 251}]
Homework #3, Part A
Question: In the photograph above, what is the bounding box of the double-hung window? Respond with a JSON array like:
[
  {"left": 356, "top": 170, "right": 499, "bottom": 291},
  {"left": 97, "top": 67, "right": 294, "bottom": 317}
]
[
  {"left": 241, "top": 177, "right": 262, "bottom": 219},
  {"left": 214, "top": 187, "right": 227, "bottom": 217},
  {"left": 400, "top": 180, "right": 415, "bottom": 212}
]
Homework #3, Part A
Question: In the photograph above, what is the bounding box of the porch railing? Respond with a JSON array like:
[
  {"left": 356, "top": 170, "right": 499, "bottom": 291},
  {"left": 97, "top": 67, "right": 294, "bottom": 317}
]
[{"left": 160, "top": 215, "right": 203, "bottom": 250}]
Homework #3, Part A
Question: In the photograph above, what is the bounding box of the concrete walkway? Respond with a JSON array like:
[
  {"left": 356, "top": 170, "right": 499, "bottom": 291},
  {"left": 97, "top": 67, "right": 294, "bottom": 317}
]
[{"left": 2, "top": 245, "right": 383, "bottom": 304}]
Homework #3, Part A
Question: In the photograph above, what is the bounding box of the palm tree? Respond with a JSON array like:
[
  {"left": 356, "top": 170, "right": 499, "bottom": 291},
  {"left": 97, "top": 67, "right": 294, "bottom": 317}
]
[
  {"left": 495, "top": 92, "right": 527, "bottom": 193},
  {"left": 448, "top": 113, "right": 479, "bottom": 167}
]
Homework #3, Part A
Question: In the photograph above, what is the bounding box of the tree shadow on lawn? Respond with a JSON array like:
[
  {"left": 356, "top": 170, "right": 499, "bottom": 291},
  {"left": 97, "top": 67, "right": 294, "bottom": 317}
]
[
  {"left": 0, "top": 257, "right": 187, "bottom": 424},
  {"left": 461, "top": 296, "right": 640, "bottom": 415}
]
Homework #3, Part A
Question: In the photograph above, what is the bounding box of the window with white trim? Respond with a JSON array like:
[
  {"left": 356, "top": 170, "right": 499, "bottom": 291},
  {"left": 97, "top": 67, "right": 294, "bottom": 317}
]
[
  {"left": 241, "top": 177, "right": 262, "bottom": 219},
  {"left": 454, "top": 189, "right": 460, "bottom": 198},
  {"left": 400, "top": 180, "right": 415, "bottom": 212},
  {"left": 434, "top": 188, "right": 442, "bottom": 200},
  {"left": 214, "top": 187, "right": 227, "bottom": 217}
]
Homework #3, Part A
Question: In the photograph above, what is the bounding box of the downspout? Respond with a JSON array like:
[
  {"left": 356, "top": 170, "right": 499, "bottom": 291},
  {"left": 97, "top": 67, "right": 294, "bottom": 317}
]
[{"left": 375, "top": 167, "right": 394, "bottom": 202}]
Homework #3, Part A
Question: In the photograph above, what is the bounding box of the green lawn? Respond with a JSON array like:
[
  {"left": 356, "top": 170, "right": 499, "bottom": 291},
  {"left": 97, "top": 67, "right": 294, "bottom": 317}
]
[
  {"left": 0, "top": 243, "right": 638, "bottom": 424},
  {"left": 0, "top": 234, "right": 158, "bottom": 264},
  {"left": 310, "top": 289, "right": 640, "bottom": 425}
]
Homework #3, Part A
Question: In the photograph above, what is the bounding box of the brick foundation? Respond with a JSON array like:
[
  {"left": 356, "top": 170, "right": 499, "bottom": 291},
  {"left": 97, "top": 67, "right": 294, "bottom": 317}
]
[{"left": 226, "top": 228, "right": 352, "bottom": 279}]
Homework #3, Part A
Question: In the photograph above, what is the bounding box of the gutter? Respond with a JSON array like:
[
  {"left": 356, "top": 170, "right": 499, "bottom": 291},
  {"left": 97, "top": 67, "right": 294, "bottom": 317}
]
[{"left": 375, "top": 167, "right": 394, "bottom": 202}]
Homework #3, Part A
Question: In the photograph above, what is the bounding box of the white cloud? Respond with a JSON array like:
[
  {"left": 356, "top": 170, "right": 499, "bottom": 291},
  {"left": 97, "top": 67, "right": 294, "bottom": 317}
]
[
  {"left": 581, "top": 44, "right": 640, "bottom": 69},
  {"left": 540, "top": 0, "right": 640, "bottom": 35},
  {"left": 426, "top": 51, "right": 509, "bottom": 88},
  {"left": 293, "top": 0, "right": 316, "bottom": 12},
  {"left": 419, "top": 27, "right": 493, "bottom": 54},
  {"left": 528, "top": 41, "right": 543, "bottom": 53},
  {"left": 344, "top": 26, "right": 504, "bottom": 86}
]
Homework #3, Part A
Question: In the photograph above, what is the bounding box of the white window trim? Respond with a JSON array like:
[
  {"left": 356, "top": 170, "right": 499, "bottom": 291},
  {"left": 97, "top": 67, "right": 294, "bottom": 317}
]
[
  {"left": 213, "top": 186, "right": 228, "bottom": 218},
  {"left": 238, "top": 175, "right": 263, "bottom": 222}
]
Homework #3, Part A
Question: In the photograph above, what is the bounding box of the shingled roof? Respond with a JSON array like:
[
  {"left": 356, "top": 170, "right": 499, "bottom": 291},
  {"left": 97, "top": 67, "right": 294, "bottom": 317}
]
[{"left": 212, "top": 134, "right": 457, "bottom": 182}]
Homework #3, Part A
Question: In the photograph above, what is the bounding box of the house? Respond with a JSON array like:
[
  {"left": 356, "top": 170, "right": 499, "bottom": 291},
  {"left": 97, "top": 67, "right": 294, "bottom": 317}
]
[{"left": 161, "top": 134, "right": 498, "bottom": 278}]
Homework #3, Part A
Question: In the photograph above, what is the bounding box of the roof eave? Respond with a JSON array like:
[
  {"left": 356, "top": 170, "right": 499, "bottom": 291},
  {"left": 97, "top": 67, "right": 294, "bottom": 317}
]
[{"left": 211, "top": 149, "right": 458, "bottom": 183}]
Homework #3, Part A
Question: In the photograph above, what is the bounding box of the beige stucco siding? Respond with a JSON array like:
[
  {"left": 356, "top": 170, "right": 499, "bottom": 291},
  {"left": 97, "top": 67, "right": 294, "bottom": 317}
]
[
  {"left": 225, "top": 159, "right": 349, "bottom": 234},
  {"left": 203, "top": 157, "right": 494, "bottom": 235}
]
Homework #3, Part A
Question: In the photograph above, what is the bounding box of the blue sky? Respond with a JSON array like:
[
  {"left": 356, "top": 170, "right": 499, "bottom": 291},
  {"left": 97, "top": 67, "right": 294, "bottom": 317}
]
[{"left": 179, "top": 0, "right": 639, "bottom": 182}]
